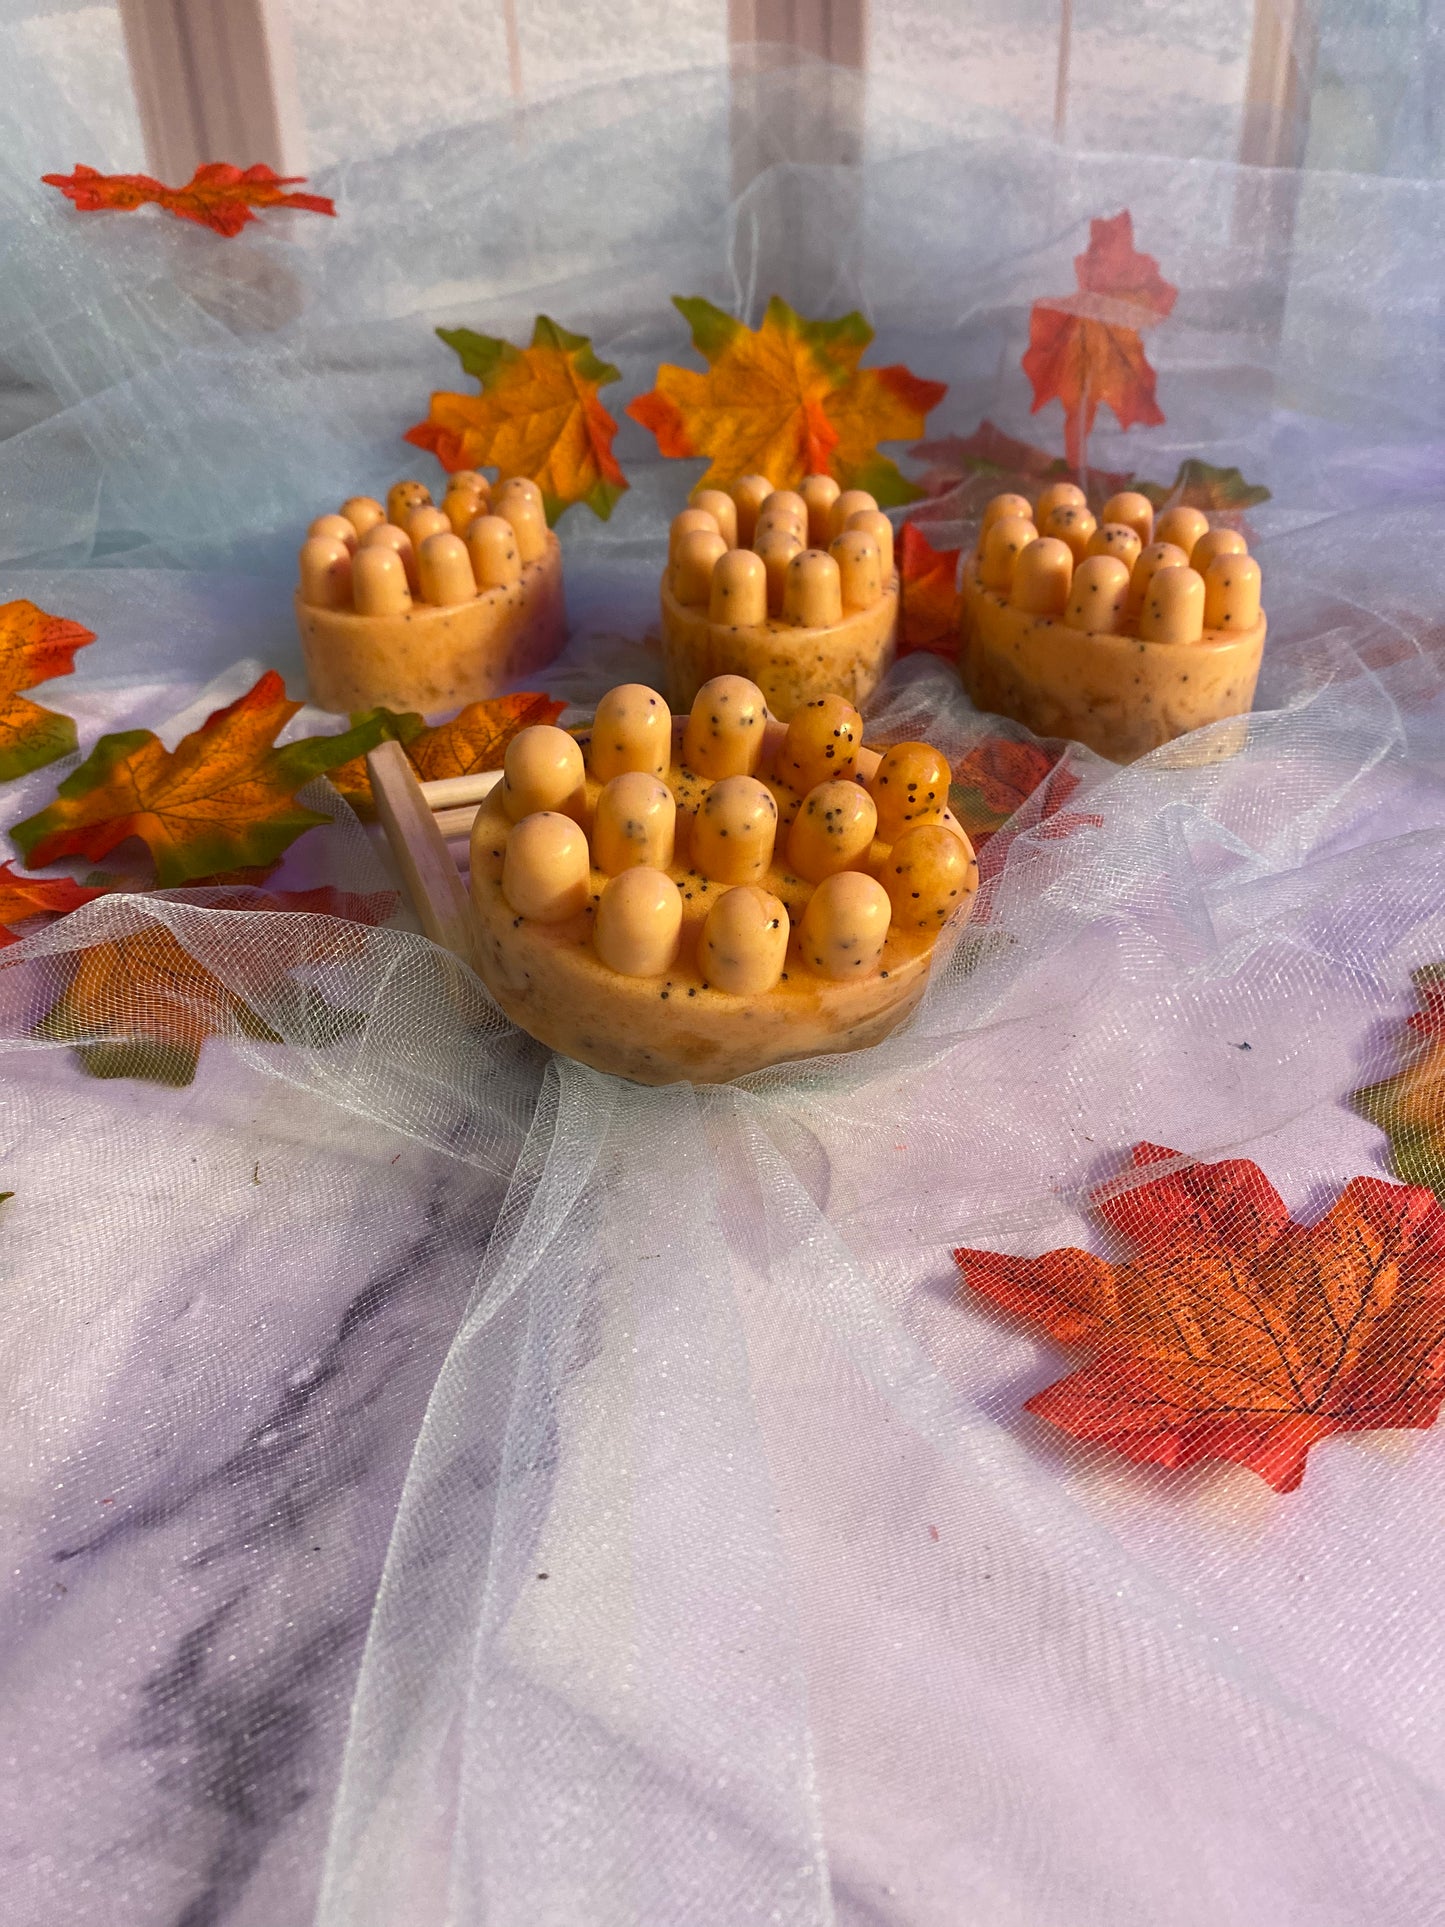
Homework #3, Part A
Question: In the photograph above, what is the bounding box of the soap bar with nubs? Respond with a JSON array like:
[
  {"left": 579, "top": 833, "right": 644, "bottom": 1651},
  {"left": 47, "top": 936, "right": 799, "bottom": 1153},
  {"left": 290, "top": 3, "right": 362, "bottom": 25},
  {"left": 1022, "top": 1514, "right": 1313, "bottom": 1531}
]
[
  {"left": 296, "top": 475, "right": 566, "bottom": 713},
  {"left": 468, "top": 675, "right": 979, "bottom": 1085},
  {"left": 658, "top": 475, "right": 900, "bottom": 722},
  {"left": 960, "top": 485, "right": 1266, "bottom": 762}
]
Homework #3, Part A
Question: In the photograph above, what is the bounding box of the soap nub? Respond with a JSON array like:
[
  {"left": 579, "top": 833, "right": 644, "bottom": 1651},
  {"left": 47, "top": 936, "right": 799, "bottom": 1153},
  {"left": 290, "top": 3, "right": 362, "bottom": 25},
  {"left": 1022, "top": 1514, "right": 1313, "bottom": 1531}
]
[{"left": 700, "top": 885, "right": 790, "bottom": 994}]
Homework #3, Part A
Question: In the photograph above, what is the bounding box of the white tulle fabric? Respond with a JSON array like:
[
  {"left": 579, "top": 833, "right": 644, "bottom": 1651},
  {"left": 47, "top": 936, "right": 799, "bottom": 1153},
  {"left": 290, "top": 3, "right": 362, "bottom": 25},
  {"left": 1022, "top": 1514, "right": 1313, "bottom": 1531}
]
[{"left": 1, "top": 39, "right": 1444, "bottom": 1927}]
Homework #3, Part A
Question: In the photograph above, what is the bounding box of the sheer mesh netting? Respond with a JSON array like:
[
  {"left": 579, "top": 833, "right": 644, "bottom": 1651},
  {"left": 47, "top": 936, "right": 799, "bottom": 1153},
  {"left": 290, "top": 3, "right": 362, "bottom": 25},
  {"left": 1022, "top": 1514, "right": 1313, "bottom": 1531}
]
[{"left": 1, "top": 44, "right": 1444, "bottom": 1927}]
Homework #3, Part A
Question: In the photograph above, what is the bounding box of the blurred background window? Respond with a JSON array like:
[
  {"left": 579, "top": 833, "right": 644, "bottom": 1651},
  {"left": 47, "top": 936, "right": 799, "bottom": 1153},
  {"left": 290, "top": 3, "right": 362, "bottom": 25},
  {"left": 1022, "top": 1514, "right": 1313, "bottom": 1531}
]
[{"left": 3, "top": 0, "right": 1438, "bottom": 189}]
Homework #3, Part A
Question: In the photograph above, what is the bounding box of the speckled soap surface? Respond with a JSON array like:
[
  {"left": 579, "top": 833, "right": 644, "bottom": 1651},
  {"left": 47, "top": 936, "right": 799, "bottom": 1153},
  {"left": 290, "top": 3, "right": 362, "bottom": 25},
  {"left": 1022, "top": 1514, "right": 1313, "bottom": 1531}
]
[
  {"left": 961, "top": 484, "right": 1266, "bottom": 762},
  {"left": 468, "top": 674, "right": 978, "bottom": 1083},
  {"left": 295, "top": 475, "right": 566, "bottom": 712},
  {"left": 659, "top": 474, "right": 900, "bottom": 720}
]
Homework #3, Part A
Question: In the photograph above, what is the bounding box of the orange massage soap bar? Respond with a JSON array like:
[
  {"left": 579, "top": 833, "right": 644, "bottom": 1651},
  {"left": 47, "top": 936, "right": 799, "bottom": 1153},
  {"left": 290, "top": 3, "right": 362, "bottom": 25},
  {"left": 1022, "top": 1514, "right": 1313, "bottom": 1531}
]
[
  {"left": 468, "top": 675, "right": 978, "bottom": 1085},
  {"left": 295, "top": 474, "right": 566, "bottom": 713},
  {"left": 959, "top": 485, "right": 1266, "bottom": 762},
  {"left": 658, "top": 474, "right": 899, "bottom": 722}
]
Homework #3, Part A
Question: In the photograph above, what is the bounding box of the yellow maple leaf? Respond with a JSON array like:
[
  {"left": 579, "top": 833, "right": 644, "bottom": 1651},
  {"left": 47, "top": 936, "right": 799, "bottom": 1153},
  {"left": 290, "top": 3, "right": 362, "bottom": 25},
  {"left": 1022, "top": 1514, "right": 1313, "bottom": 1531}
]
[
  {"left": 626, "top": 295, "right": 945, "bottom": 506},
  {"left": 404, "top": 316, "right": 627, "bottom": 524}
]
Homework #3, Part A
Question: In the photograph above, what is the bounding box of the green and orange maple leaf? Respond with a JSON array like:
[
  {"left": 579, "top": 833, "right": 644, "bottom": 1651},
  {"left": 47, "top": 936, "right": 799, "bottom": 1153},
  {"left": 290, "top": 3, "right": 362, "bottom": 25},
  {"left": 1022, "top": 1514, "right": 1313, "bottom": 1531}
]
[
  {"left": 42, "top": 162, "right": 334, "bottom": 237},
  {"left": 0, "top": 599, "right": 96, "bottom": 781},
  {"left": 1022, "top": 211, "right": 1177, "bottom": 473},
  {"left": 11, "top": 670, "right": 389, "bottom": 887},
  {"left": 327, "top": 690, "right": 565, "bottom": 813},
  {"left": 30, "top": 887, "right": 396, "bottom": 1087},
  {"left": 1354, "top": 965, "right": 1445, "bottom": 1203},
  {"left": 405, "top": 316, "right": 626, "bottom": 523},
  {"left": 627, "top": 295, "right": 945, "bottom": 507},
  {"left": 1136, "top": 458, "right": 1272, "bottom": 515},
  {"left": 955, "top": 1143, "right": 1445, "bottom": 1491}
]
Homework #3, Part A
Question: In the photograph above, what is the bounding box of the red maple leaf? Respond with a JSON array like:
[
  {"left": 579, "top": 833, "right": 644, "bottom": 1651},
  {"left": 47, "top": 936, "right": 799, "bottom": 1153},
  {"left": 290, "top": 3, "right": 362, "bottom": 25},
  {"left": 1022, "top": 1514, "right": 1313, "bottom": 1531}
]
[
  {"left": 955, "top": 1144, "right": 1445, "bottom": 1492},
  {"left": 42, "top": 163, "right": 335, "bottom": 238},
  {"left": 898, "top": 522, "right": 961, "bottom": 658},
  {"left": 1021, "top": 211, "right": 1177, "bottom": 473}
]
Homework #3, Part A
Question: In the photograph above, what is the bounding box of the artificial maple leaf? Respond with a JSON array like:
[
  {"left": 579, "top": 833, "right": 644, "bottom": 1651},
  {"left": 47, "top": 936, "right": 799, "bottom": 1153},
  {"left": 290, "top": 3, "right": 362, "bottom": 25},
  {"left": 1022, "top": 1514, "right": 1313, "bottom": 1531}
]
[
  {"left": 29, "top": 887, "right": 396, "bottom": 1087},
  {"left": 1137, "top": 458, "right": 1271, "bottom": 515},
  {"left": 906, "top": 421, "right": 1134, "bottom": 520},
  {"left": 0, "top": 861, "right": 108, "bottom": 947},
  {"left": 0, "top": 600, "right": 96, "bottom": 781},
  {"left": 947, "top": 740, "right": 1101, "bottom": 873},
  {"left": 42, "top": 162, "right": 334, "bottom": 238},
  {"left": 950, "top": 738, "right": 1068, "bottom": 844},
  {"left": 328, "top": 692, "right": 565, "bottom": 813},
  {"left": 898, "top": 522, "right": 961, "bottom": 658},
  {"left": 907, "top": 430, "right": 1270, "bottom": 530},
  {"left": 11, "top": 671, "right": 390, "bottom": 888},
  {"left": 626, "top": 295, "right": 945, "bottom": 507},
  {"left": 955, "top": 1143, "right": 1445, "bottom": 1492},
  {"left": 404, "top": 317, "right": 626, "bottom": 523},
  {"left": 1022, "top": 211, "right": 1177, "bottom": 474},
  {"left": 1353, "top": 964, "right": 1445, "bottom": 1203}
]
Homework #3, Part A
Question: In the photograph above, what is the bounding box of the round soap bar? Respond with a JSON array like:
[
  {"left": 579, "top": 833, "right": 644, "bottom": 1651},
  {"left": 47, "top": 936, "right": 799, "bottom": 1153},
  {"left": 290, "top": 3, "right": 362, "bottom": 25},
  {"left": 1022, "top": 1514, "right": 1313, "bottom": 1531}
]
[
  {"left": 468, "top": 690, "right": 980, "bottom": 1084},
  {"left": 659, "top": 473, "right": 899, "bottom": 720},
  {"left": 297, "top": 484, "right": 566, "bottom": 712},
  {"left": 960, "top": 486, "right": 1268, "bottom": 762}
]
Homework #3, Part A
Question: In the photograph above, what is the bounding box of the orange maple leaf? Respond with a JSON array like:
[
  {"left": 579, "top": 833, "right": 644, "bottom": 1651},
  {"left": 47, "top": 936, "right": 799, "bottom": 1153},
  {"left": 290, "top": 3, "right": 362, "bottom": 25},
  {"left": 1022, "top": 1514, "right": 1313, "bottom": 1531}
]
[
  {"left": 626, "top": 296, "right": 945, "bottom": 507},
  {"left": 898, "top": 522, "right": 962, "bottom": 658},
  {"left": 0, "top": 599, "right": 96, "bottom": 781},
  {"left": 328, "top": 691, "right": 565, "bottom": 813},
  {"left": 11, "top": 671, "right": 390, "bottom": 888},
  {"left": 41, "top": 163, "right": 335, "bottom": 238},
  {"left": 955, "top": 1143, "right": 1445, "bottom": 1491},
  {"left": 405, "top": 318, "right": 626, "bottom": 523},
  {"left": 1021, "top": 211, "right": 1177, "bottom": 474}
]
